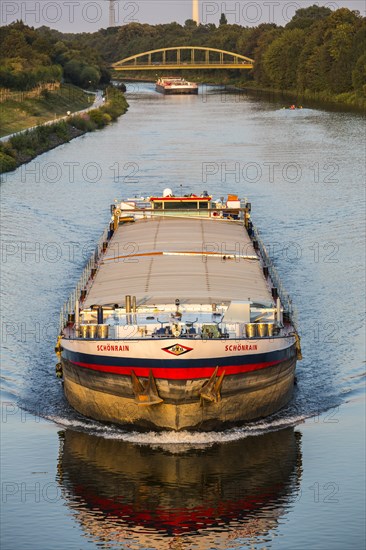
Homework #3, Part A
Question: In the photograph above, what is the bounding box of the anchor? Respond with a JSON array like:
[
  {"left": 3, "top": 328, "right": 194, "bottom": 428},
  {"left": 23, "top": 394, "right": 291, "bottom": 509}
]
[
  {"left": 199, "top": 366, "right": 225, "bottom": 403},
  {"left": 131, "top": 370, "right": 163, "bottom": 406}
]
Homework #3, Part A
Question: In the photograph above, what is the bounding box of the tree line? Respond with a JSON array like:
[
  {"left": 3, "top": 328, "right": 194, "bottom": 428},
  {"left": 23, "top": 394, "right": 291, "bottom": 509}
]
[
  {"left": 0, "top": 21, "right": 109, "bottom": 90},
  {"left": 0, "top": 6, "right": 365, "bottom": 101}
]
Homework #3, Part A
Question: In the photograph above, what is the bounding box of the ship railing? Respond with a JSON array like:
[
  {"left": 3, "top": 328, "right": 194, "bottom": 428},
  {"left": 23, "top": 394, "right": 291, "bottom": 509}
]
[
  {"left": 114, "top": 206, "right": 247, "bottom": 220},
  {"left": 59, "top": 222, "right": 111, "bottom": 333},
  {"left": 252, "top": 222, "right": 299, "bottom": 333},
  {"left": 72, "top": 319, "right": 292, "bottom": 341},
  {"left": 59, "top": 209, "right": 300, "bottom": 334}
]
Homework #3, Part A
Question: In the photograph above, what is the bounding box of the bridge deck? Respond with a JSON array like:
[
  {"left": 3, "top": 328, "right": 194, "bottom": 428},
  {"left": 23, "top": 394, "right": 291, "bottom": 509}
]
[
  {"left": 113, "top": 63, "right": 254, "bottom": 71},
  {"left": 111, "top": 46, "right": 254, "bottom": 72}
]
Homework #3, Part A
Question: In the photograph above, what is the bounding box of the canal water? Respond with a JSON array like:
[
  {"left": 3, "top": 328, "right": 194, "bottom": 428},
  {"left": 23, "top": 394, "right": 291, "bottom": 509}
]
[{"left": 1, "top": 83, "right": 365, "bottom": 549}]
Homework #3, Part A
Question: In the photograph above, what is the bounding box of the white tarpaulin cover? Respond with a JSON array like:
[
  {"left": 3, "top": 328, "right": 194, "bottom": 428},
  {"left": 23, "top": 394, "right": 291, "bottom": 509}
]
[{"left": 84, "top": 216, "right": 273, "bottom": 307}]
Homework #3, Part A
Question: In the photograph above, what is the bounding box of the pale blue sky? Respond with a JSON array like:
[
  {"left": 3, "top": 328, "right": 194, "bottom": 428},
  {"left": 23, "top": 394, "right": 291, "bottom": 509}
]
[{"left": 0, "top": 0, "right": 364, "bottom": 32}]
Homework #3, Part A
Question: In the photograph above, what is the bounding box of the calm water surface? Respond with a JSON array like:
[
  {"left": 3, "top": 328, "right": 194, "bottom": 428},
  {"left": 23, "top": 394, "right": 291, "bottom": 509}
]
[{"left": 1, "top": 84, "right": 365, "bottom": 549}]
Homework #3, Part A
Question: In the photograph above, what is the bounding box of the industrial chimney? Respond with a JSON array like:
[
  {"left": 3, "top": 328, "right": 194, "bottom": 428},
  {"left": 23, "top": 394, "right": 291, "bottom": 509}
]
[
  {"left": 192, "top": 0, "right": 199, "bottom": 24},
  {"left": 109, "top": 0, "right": 115, "bottom": 27}
]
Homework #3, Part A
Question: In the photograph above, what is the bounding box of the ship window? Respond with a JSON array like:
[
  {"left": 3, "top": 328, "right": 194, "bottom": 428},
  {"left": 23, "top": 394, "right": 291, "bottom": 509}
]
[
  {"left": 153, "top": 202, "right": 163, "bottom": 209},
  {"left": 199, "top": 202, "right": 209, "bottom": 209},
  {"left": 164, "top": 201, "right": 197, "bottom": 210}
]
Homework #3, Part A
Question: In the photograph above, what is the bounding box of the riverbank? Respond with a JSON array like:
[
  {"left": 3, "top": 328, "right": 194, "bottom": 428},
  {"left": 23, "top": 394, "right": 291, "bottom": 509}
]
[
  {"left": 114, "top": 74, "right": 365, "bottom": 112},
  {"left": 234, "top": 82, "right": 366, "bottom": 113},
  {"left": 0, "top": 87, "right": 128, "bottom": 175},
  {"left": 0, "top": 84, "right": 93, "bottom": 138}
]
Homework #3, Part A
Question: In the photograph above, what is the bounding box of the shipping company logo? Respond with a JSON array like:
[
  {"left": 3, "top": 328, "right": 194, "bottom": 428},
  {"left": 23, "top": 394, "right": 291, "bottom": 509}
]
[{"left": 162, "top": 344, "right": 193, "bottom": 356}]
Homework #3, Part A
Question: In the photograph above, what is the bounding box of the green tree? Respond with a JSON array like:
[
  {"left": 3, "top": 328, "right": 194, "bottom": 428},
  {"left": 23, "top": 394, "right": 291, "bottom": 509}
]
[
  {"left": 352, "top": 54, "right": 366, "bottom": 93},
  {"left": 219, "top": 13, "right": 228, "bottom": 26},
  {"left": 324, "top": 9, "right": 361, "bottom": 93},
  {"left": 287, "top": 5, "right": 332, "bottom": 29},
  {"left": 80, "top": 66, "right": 100, "bottom": 88},
  {"left": 246, "top": 25, "right": 280, "bottom": 85},
  {"left": 263, "top": 28, "right": 306, "bottom": 89},
  {"left": 184, "top": 19, "right": 197, "bottom": 30}
]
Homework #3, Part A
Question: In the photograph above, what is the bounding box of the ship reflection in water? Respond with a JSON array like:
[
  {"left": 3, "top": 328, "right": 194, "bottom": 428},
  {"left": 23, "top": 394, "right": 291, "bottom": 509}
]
[{"left": 57, "top": 428, "right": 302, "bottom": 549}]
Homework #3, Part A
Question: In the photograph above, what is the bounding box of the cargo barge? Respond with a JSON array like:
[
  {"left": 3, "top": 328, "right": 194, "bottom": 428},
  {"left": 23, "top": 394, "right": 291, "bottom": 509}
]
[
  {"left": 56, "top": 190, "right": 302, "bottom": 431},
  {"left": 155, "top": 77, "right": 198, "bottom": 94}
]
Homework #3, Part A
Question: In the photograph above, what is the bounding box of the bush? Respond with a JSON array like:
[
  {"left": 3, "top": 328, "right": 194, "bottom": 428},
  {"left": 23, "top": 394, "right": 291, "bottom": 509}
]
[
  {"left": 35, "top": 124, "right": 52, "bottom": 145},
  {"left": 54, "top": 121, "right": 70, "bottom": 140},
  {"left": 69, "top": 114, "right": 95, "bottom": 131},
  {"left": 0, "top": 141, "right": 16, "bottom": 159},
  {"left": 89, "top": 109, "right": 107, "bottom": 129},
  {"left": 9, "top": 132, "right": 33, "bottom": 150},
  {"left": 0, "top": 151, "right": 17, "bottom": 172},
  {"left": 102, "top": 112, "right": 112, "bottom": 125},
  {"left": 100, "top": 88, "right": 128, "bottom": 120}
]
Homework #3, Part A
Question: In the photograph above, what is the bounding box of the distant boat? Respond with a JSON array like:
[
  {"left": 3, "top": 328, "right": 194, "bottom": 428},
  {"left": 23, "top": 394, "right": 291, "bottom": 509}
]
[
  {"left": 156, "top": 77, "right": 198, "bottom": 95},
  {"left": 282, "top": 105, "right": 303, "bottom": 110}
]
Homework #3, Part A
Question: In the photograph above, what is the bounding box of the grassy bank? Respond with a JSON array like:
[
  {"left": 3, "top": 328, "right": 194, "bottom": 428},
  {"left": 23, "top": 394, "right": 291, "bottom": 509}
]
[
  {"left": 0, "top": 87, "right": 128, "bottom": 174},
  {"left": 232, "top": 81, "right": 366, "bottom": 112},
  {"left": 0, "top": 84, "right": 93, "bottom": 138}
]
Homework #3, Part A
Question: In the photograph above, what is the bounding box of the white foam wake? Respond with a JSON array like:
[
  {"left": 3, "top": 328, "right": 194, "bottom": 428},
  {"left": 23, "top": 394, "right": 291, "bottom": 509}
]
[{"left": 47, "top": 412, "right": 310, "bottom": 449}]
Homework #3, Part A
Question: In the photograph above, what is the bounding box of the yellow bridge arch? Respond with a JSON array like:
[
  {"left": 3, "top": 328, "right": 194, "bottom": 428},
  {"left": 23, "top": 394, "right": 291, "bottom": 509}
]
[{"left": 111, "top": 46, "right": 254, "bottom": 71}]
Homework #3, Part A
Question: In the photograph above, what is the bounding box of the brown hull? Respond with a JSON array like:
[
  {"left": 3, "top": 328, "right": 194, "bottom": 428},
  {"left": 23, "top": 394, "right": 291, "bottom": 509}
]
[{"left": 62, "top": 357, "right": 296, "bottom": 430}]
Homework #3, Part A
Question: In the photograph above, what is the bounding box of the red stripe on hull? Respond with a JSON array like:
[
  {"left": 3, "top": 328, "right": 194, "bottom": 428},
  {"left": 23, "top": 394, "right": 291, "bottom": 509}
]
[{"left": 69, "top": 360, "right": 283, "bottom": 379}]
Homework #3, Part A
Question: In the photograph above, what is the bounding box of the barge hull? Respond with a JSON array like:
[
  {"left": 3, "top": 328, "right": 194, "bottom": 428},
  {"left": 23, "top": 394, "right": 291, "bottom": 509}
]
[
  {"left": 62, "top": 355, "right": 296, "bottom": 431},
  {"left": 156, "top": 85, "right": 198, "bottom": 95}
]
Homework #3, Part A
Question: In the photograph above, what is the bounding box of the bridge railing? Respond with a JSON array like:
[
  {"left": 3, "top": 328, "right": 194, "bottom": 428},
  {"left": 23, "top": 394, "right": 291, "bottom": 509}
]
[{"left": 112, "top": 47, "right": 255, "bottom": 70}]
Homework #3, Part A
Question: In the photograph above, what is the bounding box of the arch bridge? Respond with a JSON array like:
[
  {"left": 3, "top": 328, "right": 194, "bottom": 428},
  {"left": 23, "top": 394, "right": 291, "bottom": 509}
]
[{"left": 111, "top": 47, "right": 254, "bottom": 71}]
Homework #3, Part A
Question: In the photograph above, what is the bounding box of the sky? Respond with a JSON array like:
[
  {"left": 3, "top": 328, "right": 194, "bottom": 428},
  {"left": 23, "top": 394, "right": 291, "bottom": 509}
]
[{"left": 0, "top": 0, "right": 364, "bottom": 33}]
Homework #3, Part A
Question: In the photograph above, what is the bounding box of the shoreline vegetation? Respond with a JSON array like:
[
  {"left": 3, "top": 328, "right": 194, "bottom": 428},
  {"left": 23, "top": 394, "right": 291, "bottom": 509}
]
[
  {"left": 234, "top": 83, "right": 366, "bottom": 112},
  {"left": 0, "top": 87, "right": 128, "bottom": 174},
  {"left": 0, "top": 84, "right": 92, "bottom": 137},
  {"left": 114, "top": 73, "right": 366, "bottom": 112}
]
